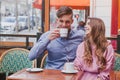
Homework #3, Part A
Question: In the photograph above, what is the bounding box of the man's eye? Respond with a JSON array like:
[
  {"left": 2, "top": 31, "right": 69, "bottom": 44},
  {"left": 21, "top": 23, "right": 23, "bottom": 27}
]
[
  {"left": 66, "top": 21, "right": 70, "bottom": 24},
  {"left": 60, "top": 20, "right": 63, "bottom": 23}
]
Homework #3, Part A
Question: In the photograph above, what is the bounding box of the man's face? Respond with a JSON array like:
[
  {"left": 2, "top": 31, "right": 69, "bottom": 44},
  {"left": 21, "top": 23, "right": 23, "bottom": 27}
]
[{"left": 56, "top": 14, "right": 73, "bottom": 30}]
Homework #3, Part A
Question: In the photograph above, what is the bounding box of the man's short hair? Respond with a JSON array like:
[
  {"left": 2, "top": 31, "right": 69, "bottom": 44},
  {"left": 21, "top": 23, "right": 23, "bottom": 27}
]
[{"left": 56, "top": 6, "right": 73, "bottom": 18}]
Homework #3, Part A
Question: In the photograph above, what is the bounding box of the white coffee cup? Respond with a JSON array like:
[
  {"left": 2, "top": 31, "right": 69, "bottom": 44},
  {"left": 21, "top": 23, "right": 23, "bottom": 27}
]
[
  {"left": 64, "top": 62, "right": 75, "bottom": 72},
  {"left": 59, "top": 28, "right": 68, "bottom": 38}
]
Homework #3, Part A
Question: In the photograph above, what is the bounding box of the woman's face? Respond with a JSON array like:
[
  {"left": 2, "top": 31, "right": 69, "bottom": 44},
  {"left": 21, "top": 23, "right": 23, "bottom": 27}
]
[{"left": 85, "top": 19, "right": 91, "bottom": 35}]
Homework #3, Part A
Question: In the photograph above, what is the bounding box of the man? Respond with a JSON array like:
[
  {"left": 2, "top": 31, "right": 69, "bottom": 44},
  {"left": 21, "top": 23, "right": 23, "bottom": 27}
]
[
  {"left": 28, "top": 6, "right": 85, "bottom": 70},
  {"left": 77, "top": 21, "right": 85, "bottom": 31}
]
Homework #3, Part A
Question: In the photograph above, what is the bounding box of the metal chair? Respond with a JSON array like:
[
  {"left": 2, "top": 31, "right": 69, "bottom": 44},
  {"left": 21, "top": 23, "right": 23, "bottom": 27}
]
[{"left": 0, "top": 48, "right": 35, "bottom": 78}]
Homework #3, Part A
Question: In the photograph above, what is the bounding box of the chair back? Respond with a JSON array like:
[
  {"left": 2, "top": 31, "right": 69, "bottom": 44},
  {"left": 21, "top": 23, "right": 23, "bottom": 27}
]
[
  {"left": 0, "top": 48, "right": 34, "bottom": 75},
  {"left": 40, "top": 51, "right": 48, "bottom": 68},
  {"left": 114, "top": 53, "right": 120, "bottom": 71}
]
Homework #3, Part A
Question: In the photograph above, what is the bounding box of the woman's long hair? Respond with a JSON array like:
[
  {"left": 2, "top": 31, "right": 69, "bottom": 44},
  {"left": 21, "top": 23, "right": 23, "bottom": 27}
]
[{"left": 83, "top": 17, "right": 108, "bottom": 71}]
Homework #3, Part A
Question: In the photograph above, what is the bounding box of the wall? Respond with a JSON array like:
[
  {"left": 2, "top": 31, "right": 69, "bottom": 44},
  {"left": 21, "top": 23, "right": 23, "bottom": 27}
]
[
  {"left": 90, "top": 0, "right": 112, "bottom": 37},
  {"left": 118, "top": 0, "right": 120, "bottom": 30},
  {"left": 111, "top": 0, "right": 118, "bottom": 35}
]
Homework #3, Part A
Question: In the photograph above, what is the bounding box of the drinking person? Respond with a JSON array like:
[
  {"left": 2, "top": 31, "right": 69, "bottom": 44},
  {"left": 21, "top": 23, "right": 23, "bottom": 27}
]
[
  {"left": 74, "top": 17, "right": 115, "bottom": 80},
  {"left": 28, "top": 6, "right": 85, "bottom": 70}
]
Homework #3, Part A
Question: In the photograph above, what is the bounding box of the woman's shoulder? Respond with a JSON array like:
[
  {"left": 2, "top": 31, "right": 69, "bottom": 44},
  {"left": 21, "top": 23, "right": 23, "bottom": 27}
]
[
  {"left": 106, "top": 40, "right": 113, "bottom": 48},
  {"left": 78, "top": 41, "right": 85, "bottom": 48},
  {"left": 105, "top": 40, "right": 114, "bottom": 56},
  {"left": 76, "top": 42, "right": 85, "bottom": 56}
]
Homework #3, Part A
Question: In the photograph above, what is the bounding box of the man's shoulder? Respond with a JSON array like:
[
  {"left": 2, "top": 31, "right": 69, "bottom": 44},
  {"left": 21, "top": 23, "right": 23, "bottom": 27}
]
[
  {"left": 40, "top": 31, "right": 50, "bottom": 38},
  {"left": 72, "top": 29, "right": 85, "bottom": 35},
  {"left": 42, "top": 31, "right": 50, "bottom": 36}
]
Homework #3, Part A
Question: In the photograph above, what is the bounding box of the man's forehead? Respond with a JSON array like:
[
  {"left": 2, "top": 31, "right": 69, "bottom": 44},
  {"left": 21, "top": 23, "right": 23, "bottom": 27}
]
[
  {"left": 58, "top": 15, "right": 72, "bottom": 20},
  {"left": 58, "top": 18, "right": 72, "bottom": 22}
]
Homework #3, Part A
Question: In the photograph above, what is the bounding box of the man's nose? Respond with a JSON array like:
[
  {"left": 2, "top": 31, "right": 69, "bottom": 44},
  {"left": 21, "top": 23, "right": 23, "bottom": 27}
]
[{"left": 62, "top": 22, "right": 67, "bottom": 27}]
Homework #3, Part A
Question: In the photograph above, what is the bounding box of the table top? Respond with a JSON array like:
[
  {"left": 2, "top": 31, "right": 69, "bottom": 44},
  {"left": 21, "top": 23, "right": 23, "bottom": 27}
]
[
  {"left": 7, "top": 68, "right": 76, "bottom": 80},
  {"left": 115, "top": 71, "right": 120, "bottom": 80},
  {"left": 7, "top": 68, "right": 120, "bottom": 80},
  {"left": 109, "top": 70, "right": 120, "bottom": 80}
]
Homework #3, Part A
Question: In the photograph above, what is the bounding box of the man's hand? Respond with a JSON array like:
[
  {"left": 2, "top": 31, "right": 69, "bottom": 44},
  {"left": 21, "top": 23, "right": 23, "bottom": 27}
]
[{"left": 48, "top": 29, "right": 60, "bottom": 40}]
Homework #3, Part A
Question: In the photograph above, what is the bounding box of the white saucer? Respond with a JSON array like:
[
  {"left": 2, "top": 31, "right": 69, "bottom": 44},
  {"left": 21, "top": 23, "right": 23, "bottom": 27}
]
[
  {"left": 26, "top": 68, "right": 43, "bottom": 72},
  {"left": 61, "top": 70, "right": 78, "bottom": 73}
]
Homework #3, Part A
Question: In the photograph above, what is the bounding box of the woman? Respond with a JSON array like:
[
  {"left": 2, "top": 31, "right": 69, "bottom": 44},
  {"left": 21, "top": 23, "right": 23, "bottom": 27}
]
[{"left": 73, "top": 17, "right": 115, "bottom": 80}]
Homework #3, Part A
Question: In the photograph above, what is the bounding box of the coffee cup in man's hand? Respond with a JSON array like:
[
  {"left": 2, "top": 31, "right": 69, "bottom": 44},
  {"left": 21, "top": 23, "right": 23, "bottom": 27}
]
[{"left": 59, "top": 28, "right": 68, "bottom": 38}]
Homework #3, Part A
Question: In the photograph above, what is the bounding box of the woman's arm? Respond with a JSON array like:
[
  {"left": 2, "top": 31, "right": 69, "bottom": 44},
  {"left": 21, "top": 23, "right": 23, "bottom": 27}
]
[
  {"left": 97, "top": 44, "right": 115, "bottom": 80},
  {"left": 73, "top": 43, "right": 85, "bottom": 80}
]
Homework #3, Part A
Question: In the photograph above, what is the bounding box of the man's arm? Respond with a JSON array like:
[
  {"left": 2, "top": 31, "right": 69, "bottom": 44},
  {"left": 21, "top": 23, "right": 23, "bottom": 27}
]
[
  {"left": 28, "top": 32, "right": 50, "bottom": 60},
  {"left": 28, "top": 29, "right": 60, "bottom": 61}
]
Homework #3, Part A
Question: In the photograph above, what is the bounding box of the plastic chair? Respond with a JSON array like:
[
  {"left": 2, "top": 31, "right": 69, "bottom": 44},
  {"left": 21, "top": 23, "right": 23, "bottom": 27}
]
[
  {"left": 40, "top": 51, "right": 48, "bottom": 68},
  {"left": 114, "top": 53, "right": 120, "bottom": 71},
  {"left": 0, "top": 48, "right": 35, "bottom": 77}
]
